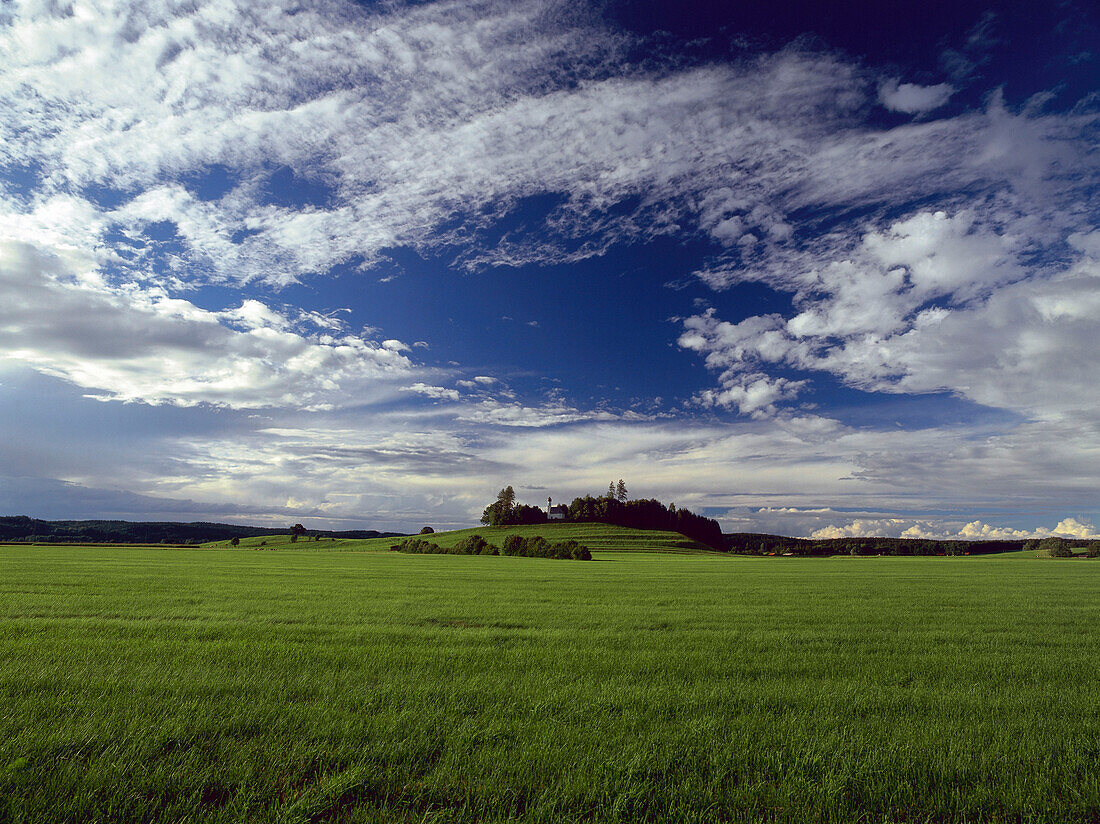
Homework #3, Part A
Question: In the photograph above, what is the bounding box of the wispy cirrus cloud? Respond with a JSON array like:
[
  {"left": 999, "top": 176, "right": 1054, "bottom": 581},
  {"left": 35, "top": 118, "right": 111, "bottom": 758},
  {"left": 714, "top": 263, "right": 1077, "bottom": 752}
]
[
  {"left": 11, "top": 0, "right": 1080, "bottom": 291},
  {"left": 0, "top": 0, "right": 1096, "bottom": 537}
]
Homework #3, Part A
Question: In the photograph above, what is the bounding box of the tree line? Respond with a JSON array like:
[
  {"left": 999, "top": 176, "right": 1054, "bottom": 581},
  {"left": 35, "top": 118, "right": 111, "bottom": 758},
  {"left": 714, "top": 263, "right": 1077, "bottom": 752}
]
[
  {"left": 725, "top": 533, "right": 1100, "bottom": 557},
  {"left": 0, "top": 516, "right": 402, "bottom": 545},
  {"left": 392, "top": 534, "right": 591, "bottom": 560},
  {"left": 480, "top": 483, "right": 726, "bottom": 551}
]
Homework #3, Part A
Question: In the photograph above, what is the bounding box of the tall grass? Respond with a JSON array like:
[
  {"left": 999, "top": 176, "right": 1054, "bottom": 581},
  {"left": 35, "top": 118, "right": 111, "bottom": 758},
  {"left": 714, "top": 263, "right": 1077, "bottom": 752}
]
[{"left": 1, "top": 547, "right": 1097, "bottom": 822}]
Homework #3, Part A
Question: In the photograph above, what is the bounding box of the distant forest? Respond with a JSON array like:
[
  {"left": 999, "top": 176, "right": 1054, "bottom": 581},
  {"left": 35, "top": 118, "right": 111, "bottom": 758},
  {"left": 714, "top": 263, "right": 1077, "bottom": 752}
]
[
  {"left": 725, "top": 533, "right": 1100, "bottom": 557},
  {"left": 0, "top": 516, "right": 404, "bottom": 545}
]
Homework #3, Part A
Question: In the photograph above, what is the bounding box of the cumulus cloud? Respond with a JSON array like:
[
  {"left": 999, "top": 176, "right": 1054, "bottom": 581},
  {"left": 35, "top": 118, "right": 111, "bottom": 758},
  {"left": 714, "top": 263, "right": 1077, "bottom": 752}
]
[
  {"left": 695, "top": 374, "right": 806, "bottom": 418},
  {"left": 680, "top": 210, "right": 1100, "bottom": 427},
  {"left": 0, "top": 238, "right": 418, "bottom": 408},
  {"left": 878, "top": 79, "right": 955, "bottom": 113},
  {"left": 812, "top": 517, "right": 1098, "bottom": 541},
  {"left": 1049, "top": 518, "right": 1100, "bottom": 539}
]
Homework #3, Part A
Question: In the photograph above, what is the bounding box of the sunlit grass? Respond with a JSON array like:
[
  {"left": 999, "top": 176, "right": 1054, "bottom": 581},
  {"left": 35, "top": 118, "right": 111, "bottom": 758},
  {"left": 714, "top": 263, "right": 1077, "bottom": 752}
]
[
  {"left": 1, "top": 545, "right": 1097, "bottom": 822},
  {"left": 207, "top": 522, "right": 711, "bottom": 553}
]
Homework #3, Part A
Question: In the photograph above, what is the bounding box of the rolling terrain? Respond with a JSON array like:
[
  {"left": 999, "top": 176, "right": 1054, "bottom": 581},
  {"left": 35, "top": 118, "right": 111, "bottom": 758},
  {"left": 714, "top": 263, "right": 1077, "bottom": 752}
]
[
  {"left": 206, "top": 522, "right": 712, "bottom": 554},
  {"left": 0, "top": 536, "right": 1096, "bottom": 822}
]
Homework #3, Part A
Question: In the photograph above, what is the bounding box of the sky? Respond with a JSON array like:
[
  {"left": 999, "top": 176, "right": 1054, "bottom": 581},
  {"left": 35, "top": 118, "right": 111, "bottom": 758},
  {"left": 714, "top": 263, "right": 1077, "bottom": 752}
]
[{"left": 1, "top": 0, "right": 1098, "bottom": 539}]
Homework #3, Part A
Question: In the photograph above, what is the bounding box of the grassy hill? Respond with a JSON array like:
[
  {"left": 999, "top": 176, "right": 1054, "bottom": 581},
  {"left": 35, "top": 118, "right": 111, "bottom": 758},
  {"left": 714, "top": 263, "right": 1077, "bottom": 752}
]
[{"left": 206, "top": 522, "right": 715, "bottom": 553}]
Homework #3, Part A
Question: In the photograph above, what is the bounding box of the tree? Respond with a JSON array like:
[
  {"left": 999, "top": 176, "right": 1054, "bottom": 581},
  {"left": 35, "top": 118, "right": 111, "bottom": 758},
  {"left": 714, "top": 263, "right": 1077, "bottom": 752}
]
[
  {"left": 481, "top": 485, "right": 522, "bottom": 526},
  {"left": 419, "top": 526, "right": 435, "bottom": 534},
  {"left": 513, "top": 504, "right": 547, "bottom": 524},
  {"left": 616, "top": 479, "right": 628, "bottom": 502},
  {"left": 230, "top": 537, "right": 240, "bottom": 546},
  {"left": 608, "top": 481, "right": 616, "bottom": 500},
  {"left": 1041, "top": 537, "right": 1073, "bottom": 558},
  {"left": 290, "top": 523, "right": 306, "bottom": 537}
]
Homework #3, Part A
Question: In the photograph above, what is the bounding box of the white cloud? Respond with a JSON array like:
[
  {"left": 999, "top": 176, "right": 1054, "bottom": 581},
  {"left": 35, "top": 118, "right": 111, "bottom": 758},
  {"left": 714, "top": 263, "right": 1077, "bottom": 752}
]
[
  {"left": 695, "top": 374, "right": 806, "bottom": 418},
  {"left": 1050, "top": 518, "right": 1100, "bottom": 539},
  {"left": 0, "top": 0, "right": 1095, "bottom": 534},
  {"left": 812, "top": 517, "right": 1099, "bottom": 541},
  {"left": 878, "top": 79, "right": 955, "bottom": 114},
  {"left": 679, "top": 210, "right": 1100, "bottom": 429},
  {"left": 7, "top": 0, "right": 1085, "bottom": 290},
  {"left": 0, "top": 238, "right": 418, "bottom": 409},
  {"left": 404, "top": 383, "right": 461, "bottom": 402}
]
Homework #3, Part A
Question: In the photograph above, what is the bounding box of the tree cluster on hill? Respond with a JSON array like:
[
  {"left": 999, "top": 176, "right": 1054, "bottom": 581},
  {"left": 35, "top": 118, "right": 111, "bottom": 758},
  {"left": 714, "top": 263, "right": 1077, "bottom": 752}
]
[
  {"left": 1024, "top": 537, "right": 1100, "bottom": 558},
  {"left": 479, "top": 482, "right": 723, "bottom": 550},
  {"left": 480, "top": 487, "right": 548, "bottom": 526},
  {"left": 392, "top": 534, "right": 590, "bottom": 560},
  {"left": 0, "top": 516, "right": 404, "bottom": 545},
  {"left": 567, "top": 490, "right": 725, "bottom": 550}
]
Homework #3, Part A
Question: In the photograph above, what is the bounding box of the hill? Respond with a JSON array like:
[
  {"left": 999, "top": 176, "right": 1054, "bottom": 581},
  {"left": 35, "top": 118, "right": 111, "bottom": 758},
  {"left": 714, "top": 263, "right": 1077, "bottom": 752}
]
[
  {"left": 404, "top": 523, "right": 715, "bottom": 553},
  {"left": 0, "top": 516, "right": 404, "bottom": 545},
  {"left": 207, "top": 522, "right": 716, "bottom": 553}
]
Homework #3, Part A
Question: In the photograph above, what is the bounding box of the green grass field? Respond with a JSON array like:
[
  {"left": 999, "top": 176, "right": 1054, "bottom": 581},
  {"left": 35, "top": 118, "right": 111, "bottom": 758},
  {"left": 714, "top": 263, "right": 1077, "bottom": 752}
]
[
  {"left": 207, "top": 522, "right": 712, "bottom": 553},
  {"left": 1, "top": 536, "right": 1097, "bottom": 822}
]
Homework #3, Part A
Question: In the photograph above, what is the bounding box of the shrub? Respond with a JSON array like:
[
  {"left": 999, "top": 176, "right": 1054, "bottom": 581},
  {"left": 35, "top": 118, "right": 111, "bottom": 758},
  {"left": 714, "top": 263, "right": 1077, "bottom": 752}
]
[
  {"left": 525, "top": 536, "right": 551, "bottom": 558},
  {"left": 550, "top": 539, "right": 591, "bottom": 560},
  {"left": 452, "top": 534, "right": 498, "bottom": 555},
  {"left": 1088, "top": 542, "right": 1100, "bottom": 558},
  {"left": 230, "top": 537, "right": 239, "bottom": 546},
  {"left": 396, "top": 532, "right": 586, "bottom": 560},
  {"left": 419, "top": 526, "right": 435, "bottom": 534},
  {"left": 394, "top": 537, "right": 439, "bottom": 553}
]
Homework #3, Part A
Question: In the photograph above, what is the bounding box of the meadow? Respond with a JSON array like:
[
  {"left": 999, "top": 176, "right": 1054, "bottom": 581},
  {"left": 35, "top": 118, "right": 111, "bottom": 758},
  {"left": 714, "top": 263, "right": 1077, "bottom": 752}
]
[
  {"left": 0, "top": 533, "right": 1097, "bottom": 823},
  {"left": 211, "top": 522, "right": 710, "bottom": 553}
]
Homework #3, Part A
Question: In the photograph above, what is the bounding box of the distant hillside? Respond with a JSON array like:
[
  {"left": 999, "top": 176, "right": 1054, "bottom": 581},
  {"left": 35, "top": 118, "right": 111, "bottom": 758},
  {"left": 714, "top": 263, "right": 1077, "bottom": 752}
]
[
  {"left": 0, "top": 516, "right": 405, "bottom": 545},
  {"left": 725, "top": 532, "right": 1033, "bottom": 556}
]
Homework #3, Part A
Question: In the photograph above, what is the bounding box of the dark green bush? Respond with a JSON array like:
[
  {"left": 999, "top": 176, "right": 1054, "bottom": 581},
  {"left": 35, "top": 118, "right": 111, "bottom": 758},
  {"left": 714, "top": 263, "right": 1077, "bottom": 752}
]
[
  {"left": 393, "top": 537, "right": 439, "bottom": 553},
  {"left": 452, "top": 534, "right": 498, "bottom": 555},
  {"left": 396, "top": 533, "right": 588, "bottom": 560},
  {"left": 524, "top": 536, "right": 550, "bottom": 558},
  {"left": 549, "top": 539, "right": 592, "bottom": 560},
  {"left": 497, "top": 534, "right": 591, "bottom": 560}
]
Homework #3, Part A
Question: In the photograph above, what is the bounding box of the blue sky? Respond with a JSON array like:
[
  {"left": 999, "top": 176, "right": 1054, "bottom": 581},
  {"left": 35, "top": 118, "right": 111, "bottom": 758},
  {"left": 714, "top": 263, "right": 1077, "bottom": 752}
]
[{"left": 1, "top": 0, "right": 1098, "bottom": 539}]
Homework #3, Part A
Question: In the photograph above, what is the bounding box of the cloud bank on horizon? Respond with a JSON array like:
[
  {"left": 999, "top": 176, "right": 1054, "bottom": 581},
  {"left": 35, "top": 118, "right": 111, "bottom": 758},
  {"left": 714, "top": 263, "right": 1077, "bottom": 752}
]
[{"left": 0, "top": 0, "right": 1097, "bottom": 538}]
